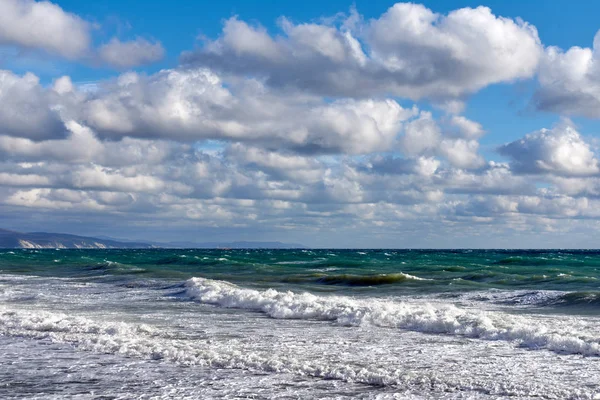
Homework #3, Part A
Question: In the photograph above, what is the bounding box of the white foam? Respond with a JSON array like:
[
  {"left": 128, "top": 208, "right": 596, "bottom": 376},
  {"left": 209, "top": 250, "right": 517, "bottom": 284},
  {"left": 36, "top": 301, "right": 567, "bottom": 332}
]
[
  {"left": 0, "top": 305, "right": 586, "bottom": 398},
  {"left": 0, "top": 287, "right": 39, "bottom": 302},
  {"left": 184, "top": 277, "right": 600, "bottom": 356},
  {"left": 275, "top": 261, "right": 315, "bottom": 265},
  {"left": 0, "top": 306, "right": 461, "bottom": 390},
  {"left": 455, "top": 289, "right": 566, "bottom": 306}
]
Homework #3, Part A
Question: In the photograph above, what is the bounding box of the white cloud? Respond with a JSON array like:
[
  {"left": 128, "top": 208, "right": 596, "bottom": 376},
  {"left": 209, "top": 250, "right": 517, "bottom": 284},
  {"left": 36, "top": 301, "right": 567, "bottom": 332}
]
[
  {"left": 1, "top": 60, "right": 595, "bottom": 247},
  {"left": 0, "top": 172, "right": 51, "bottom": 186},
  {"left": 184, "top": 3, "right": 542, "bottom": 100},
  {"left": 448, "top": 116, "right": 485, "bottom": 139},
  {"left": 400, "top": 112, "right": 440, "bottom": 156},
  {"left": 2, "top": 124, "right": 600, "bottom": 247},
  {"left": 52, "top": 76, "right": 74, "bottom": 94},
  {"left": 414, "top": 156, "right": 441, "bottom": 177},
  {"left": 69, "top": 165, "right": 166, "bottom": 193},
  {"left": 535, "top": 30, "right": 600, "bottom": 117},
  {"left": 226, "top": 144, "right": 323, "bottom": 183},
  {"left": 365, "top": 155, "right": 440, "bottom": 177},
  {"left": 0, "top": 0, "right": 90, "bottom": 59},
  {"left": 0, "top": 0, "right": 165, "bottom": 68},
  {"left": 0, "top": 121, "right": 179, "bottom": 166},
  {"left": 99, "top": 37, "right": 165, "bottom": 68},
  {"left": 438, "top": 139, "right": 485, "bottom": 170},
  {"left": 77, "top": 68, "right": 415, "bottom": 154},
  {"left": 441, "top": 163, "right": 534, "bottom": 195},
  {"left": 398, "top": 112, "right": 484, "bottom": 169},
  {"left": 4, "top": 67, "right": 416, "bottom": 154},
  {"left": 0, "top": 70, "right": 65, "bottom": 140},
  {"left": 4, "top": 1, "right": 600, "bottom": 245},
  {"left": 499, "top": 122, "right": 600, "bottom": 177},
  {"left": 366, "top": 4, "right": 541, "bottom": 98},
  {"left": 0, "top": 69, "right": 418, "bottom": 158}
]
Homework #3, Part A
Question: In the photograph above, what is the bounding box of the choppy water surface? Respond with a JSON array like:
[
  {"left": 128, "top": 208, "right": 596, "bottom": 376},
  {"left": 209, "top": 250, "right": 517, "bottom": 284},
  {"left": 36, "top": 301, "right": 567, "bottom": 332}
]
[{"left": 1, "top": 249, "right": 600, "bottom": 399}]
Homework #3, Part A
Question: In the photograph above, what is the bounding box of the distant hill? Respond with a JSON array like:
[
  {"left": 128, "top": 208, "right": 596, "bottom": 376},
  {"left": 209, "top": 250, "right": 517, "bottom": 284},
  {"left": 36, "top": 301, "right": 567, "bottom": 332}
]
[
  {"left": 0, "top": 229, "right": 305, "bottom": 249},
  {"left": 0, "top": 229, "right": 152, "bottom": 249}
]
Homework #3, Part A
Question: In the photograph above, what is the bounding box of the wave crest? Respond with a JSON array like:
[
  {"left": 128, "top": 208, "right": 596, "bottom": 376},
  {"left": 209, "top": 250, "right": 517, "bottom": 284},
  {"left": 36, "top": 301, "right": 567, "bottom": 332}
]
[
  {"left": 315, "top": 272, "right": 429, "bottom": 286},
  {"left": 184, "top": 277, "right": 600, "bottom": 356}
]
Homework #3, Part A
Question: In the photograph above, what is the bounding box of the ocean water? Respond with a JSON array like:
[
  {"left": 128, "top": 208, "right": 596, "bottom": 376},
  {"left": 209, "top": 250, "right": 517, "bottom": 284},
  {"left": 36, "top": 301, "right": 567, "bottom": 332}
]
[{"left": 1, "top": 249, "right": 600, "bottom": 399}]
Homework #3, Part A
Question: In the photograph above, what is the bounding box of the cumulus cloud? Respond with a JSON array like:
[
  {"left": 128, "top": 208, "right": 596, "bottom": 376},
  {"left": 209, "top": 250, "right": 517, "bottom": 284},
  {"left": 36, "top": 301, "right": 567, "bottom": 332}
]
[
  {"left": 438, "top": 138, "right": 485, "bottom": 170},
  {"left": 0, "top": 0, "right": 90, "bottom": 59},
  {"left": 4, "top": 2, "right": 600, "bottom": 246},
  {"left": 0, "top": 56, "right": 588, "bottom": 246},
  {"left": 0, "top": 121, "right": 178, "bottom": 166},
  {"left": 99, "top": 37, "right": 165, "bottom": 68},
  {"left": 183, "top": 3, "right": 542, "bottom": 100},
  {"left": 1, "top": 118, "right": 598, "bottom": 246},
  {"left": 226, "top": 144, "right": 323, "bottom": 183},
  {"left": 0, "top": 67, "right": 419, "bottom": 154},
  {"left": 398, "top": 112, "right": 485, "bottom": 169},
  {"left": 0, "top": 0, "right": 164, "bottom": 68},
  {"left": 400, "top": 112, "right": 440, "bottom": 156},
  {"left": 73, "top": 68, "right": 416, "bottom": 154},
  {"left": 441, "top": 163, "right": 534, "bottom": 196},
  {"left": 535, "top": 31, "right": 600, "bottom": 117},
  {"left": 448, "top": 116, "right": 485, "bottom": 139},
  {"left": 364, "top": 155, "right": 440, "bottom": 177},
  {"left": 499, "top": 122, "right": 600, "bottom": 177},
  {"left": 0, "top": 69, "right": 65, "bottom": 140}
]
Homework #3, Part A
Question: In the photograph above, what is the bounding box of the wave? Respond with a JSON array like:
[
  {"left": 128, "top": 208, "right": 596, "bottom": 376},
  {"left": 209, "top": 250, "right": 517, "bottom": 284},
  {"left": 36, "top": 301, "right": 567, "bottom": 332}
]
[
  {"left": 275, "top": 260, "right": 318, "bottom": 265},
  {"left": 0, "top": 305, "right": 588, "bottom": 398},
  {"left": 494, "top": 255, "right": 600, "bottom": 268},
  {"left": 184, "top": 277, "right": 600, "bottom": 357},
  {"left": 443, "top": 266, "right": 467, "bottom": 272},
  {"left": 549, "top": 291, "right": 600, "bottom": 307},
  {"left": 280, "top": 272, "right": 430, "bottom": 286},
  {"left": 495, "top": 257, "right": 554, "bottom": 266},
  {"left": 75, "top": 262, "right": 147, "bottom": 276},
  {"left": 455, "top": 289, "right": 600, "bottom": 308},
  {"left": 314, "top": 272, "right": 430, "bottom": 286},
  {"left": 0, "top": 306, "right": 492, "bottom": 391},
  {"left": 0, "top": 288, "right": 39, "bottom": 302}
]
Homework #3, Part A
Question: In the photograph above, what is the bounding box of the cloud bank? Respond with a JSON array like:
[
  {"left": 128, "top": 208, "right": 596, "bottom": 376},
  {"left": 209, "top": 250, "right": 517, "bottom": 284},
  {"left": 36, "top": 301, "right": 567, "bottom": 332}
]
[
  {"left": 183, "top": 4, "right": 542, "bottom": 100},
  {"left": 2, "top": 1, "right": 600, "bottom": 246}
]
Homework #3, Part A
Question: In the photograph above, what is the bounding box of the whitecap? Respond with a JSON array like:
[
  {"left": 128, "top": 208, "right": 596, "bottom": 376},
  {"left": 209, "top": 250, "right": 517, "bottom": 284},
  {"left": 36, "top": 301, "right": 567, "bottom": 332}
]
[{"left": 183, "top": 277, "right": 600, "bottom": 357}]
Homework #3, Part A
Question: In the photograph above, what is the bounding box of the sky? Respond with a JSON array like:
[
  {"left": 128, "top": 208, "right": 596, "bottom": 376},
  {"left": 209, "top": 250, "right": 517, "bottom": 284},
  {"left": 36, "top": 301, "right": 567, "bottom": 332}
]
[{"left": 2, "top": 0, "right": 600, "bottom": 248}]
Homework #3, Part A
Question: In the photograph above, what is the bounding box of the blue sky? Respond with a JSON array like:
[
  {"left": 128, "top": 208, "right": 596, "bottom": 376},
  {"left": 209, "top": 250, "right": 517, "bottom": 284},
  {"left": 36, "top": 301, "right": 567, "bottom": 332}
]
[{"left": 2, "top": 0, "right": 600, "bottom": 247}]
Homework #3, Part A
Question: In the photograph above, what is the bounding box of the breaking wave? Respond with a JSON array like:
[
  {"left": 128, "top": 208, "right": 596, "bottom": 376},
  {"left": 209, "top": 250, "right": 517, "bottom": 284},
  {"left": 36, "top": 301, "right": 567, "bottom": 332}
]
[{"left": 184, "top": 277, "right": 600, "bottom": 356}]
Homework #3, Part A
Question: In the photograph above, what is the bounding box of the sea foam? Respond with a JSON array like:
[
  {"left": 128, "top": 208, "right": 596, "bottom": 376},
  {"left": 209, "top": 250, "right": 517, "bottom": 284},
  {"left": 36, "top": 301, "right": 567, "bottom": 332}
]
[
  {"left": 0, "top": 305, "right": 592, "bottom": 398},
  {"left": 184, "top": 277, "right": 600, "bottom": 356}
]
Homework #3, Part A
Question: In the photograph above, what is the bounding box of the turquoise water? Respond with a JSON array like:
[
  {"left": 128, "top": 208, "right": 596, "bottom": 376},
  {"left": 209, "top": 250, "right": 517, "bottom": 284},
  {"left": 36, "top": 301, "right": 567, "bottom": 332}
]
[
  {"left": 2, "top": 248, "right": 600, "bottom": 306},
  {"left": 1, "top": 249, "right": 600, "bottom": 398}
]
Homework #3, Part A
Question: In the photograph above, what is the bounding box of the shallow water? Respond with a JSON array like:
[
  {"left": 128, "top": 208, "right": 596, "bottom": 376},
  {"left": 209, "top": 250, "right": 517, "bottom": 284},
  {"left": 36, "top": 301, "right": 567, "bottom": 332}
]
[{"left": 1, "top": 249, "right": 600, "bottom": 398}]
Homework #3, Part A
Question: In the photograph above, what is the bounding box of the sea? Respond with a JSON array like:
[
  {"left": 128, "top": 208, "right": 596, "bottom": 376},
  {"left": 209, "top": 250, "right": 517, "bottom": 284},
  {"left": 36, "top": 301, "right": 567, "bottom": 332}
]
[{"left": 1, "top": 248, "right": 599, "bottom": 399}]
